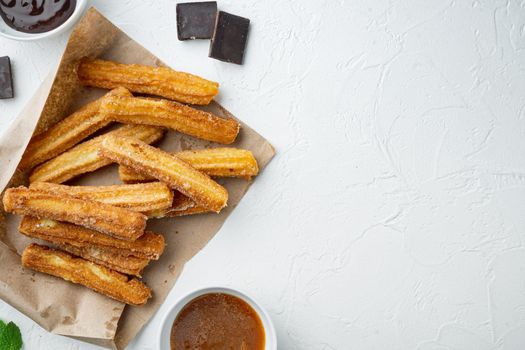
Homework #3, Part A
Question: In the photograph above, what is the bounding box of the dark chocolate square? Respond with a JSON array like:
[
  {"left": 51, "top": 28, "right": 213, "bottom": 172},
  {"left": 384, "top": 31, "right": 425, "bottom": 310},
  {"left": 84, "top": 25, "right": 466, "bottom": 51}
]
[
  {"left": 0, "top": 56, "right": 13, "bottom": 99},
  {"left": 209, "top": 11, "right": 250, "bottom": 65},
  {"left": 176, "top": 1, "right": 218, "bottom": 40}
]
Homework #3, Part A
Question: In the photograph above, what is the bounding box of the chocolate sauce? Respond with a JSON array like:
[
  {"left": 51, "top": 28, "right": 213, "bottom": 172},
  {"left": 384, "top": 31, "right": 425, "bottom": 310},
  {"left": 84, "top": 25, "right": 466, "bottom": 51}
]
[{"left": 0, "top": 0, "right": 76, "bottom": 34}]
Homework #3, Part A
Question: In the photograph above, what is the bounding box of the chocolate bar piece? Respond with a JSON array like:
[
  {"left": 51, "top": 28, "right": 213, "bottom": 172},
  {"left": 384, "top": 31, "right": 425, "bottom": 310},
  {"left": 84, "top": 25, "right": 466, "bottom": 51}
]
[
  {"left": 176, "top": 1, "right": 217, "bottom": 40},
  {"left": 209, "top": 11, "right": 250, "bottom": 65},
  {"left": 0, "top": 56, "right": 13, "bottom": 99}
]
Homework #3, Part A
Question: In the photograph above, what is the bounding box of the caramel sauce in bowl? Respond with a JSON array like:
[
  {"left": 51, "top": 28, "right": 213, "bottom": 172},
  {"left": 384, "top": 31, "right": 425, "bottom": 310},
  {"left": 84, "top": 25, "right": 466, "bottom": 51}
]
[
  {"left": 158, "top": 287, "right": 277, "bottom": 350},
  {"left": 0, "top": 0, "right": 87, "bottom": 41}
]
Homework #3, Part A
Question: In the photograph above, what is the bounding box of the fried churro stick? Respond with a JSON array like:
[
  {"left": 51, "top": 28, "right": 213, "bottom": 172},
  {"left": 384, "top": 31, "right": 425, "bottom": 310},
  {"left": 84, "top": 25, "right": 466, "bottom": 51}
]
[
  {"left": 119, "top": 147, "right": 259, "bottom": 183},
  {"left": 99, "top": 137, "right": 228, "bottom": 212},
  {"left": 30, "top": 182, "right": 173, "bottom": 216},
  {"left": 118, "top": 167, "right": 151, "bottom": 184},
  {"left": 19, "top": 87, "right": 132, "bottom": 171},
  {"left": 145, "top": 191, "right": 211, "bottom": 218},
  {"left": 77, "top": 58, "right": 218, "bottom": 105},
  {"left": 29, "top": 124, "right": 164, "bottom": 184},
  {"left": 58, "top": 243, "right": 149, "bottom": 277},
  {"left": 22, "top": 244, "right": 151, "bottom": 305},
  {"left": 4, "top": 187, "right": 146, "bottom": 241},
  {"left": 100, "top": 95, "right": 239, "bottom": 144},
  {"left": 19, "top": 216, "right": 164, "bottom": 260},
  {"left": 165, "top": 191, "right": 211, "bottom": 217}
]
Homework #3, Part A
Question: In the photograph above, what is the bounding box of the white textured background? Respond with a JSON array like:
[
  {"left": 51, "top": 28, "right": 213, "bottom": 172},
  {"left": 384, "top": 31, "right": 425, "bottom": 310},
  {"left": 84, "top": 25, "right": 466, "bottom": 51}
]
[{"left": 1, "top": 0, "right": 525, "bottom": 349}]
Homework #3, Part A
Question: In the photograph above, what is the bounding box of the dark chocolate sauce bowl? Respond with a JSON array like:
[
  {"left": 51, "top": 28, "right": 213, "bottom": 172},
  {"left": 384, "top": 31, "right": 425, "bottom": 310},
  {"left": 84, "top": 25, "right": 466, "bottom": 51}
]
[{"left": 0, "top": 0, "right": 76, "bottom": 34}]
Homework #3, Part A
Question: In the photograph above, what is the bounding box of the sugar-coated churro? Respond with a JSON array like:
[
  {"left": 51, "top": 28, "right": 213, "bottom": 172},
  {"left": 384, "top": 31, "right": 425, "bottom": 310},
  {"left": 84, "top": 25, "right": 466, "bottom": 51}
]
[
  {"left": 30, "top": 182, "right": 173, "bottom": 216},
  {"left": 118, "top": 166, "right": 150, "bottom": 184},
  {"left": 119, "top": 147, "right": 258, "bottom": 183},
  {"left": 99, "top": 137, "right": 228, "bottom": 212},
  {"left": 3, "top": 187, "right": 146, "bottom": 241},
  {"left": 165, "top": 191, "right": 211, "bottom": 217},
  {"left": 58, "top": 243, "right": 149, "bottom": 277},
  {"left": 145, "top": 191, "right": 211, "bottom": 218},
  {"left": 175, "top": 147, "right": 258, "bottom": 177},
  {"left": 29, "top": 124, "right": 164, "bottom": 184},
  {"left": 19, "top": 87, "right": 132, "bottom": 171},
  {"left": 22, "top": 244, "right": 151, "bottom": 305},
  {"left": 77, "top": 58, "right": 218, "bottom": 105},
  {"left": 19, "top": 216, "right": 164, "bottom": 260},
  {"left": 100, "top": 95, "right": 239, "bottom": 144}
]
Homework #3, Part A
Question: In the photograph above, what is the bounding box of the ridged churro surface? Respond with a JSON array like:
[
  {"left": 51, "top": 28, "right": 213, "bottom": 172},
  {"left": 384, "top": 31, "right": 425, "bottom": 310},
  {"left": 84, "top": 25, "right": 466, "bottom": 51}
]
[
  {"left": 58, "top": 243, "right": 149, "bottom": 277},
  {"left": 119, "top": 147, "right": 258, "bottom": 183},
  {"left": 176, "top": 148, "right": 258, "bottom": 176},
  {"left": 19, "top": 216, "right": 164, "bottom": 260},
  {"left": 4, "top": 187, "right": 146, "bottom": 241},
  {"left": 101, "top": 95, "right": 239, "bottom": 144},
  {"left": 99, "top": 137, "right": 228, "bottom": 212},
  {"left": 30, "top": 182, "right": 173, "bottom": 216},
  {"left": 77, "top": 58, "right": 218, "bottom": 105},
  {"left": 29, "top": 124, "right": 164, "bottom": 184},
  {"left": 165, "top": 191, "right": 211, "bottom": 217},
  {"left": 19, "top": 87, "right": 132, "bottom": 171},
  {"left": 22, "top": 244, "right": 151, "bottom": 305},
  {"left": 146, "top": 191, "right": 210, "bottom": 218}
]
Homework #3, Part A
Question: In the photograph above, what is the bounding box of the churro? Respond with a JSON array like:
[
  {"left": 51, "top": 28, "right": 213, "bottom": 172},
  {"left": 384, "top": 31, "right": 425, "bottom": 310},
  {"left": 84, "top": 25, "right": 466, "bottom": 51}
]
[
  {"left": 99, "top": 137, "right": 228, "bottom": 212},
  {"left": 19, "top": 216, "right": 164, "bottom": 260},
  {"left": 29, "top": 124, "right": 164, "bottom": 184},
  {"left": 77, "top": 58, "right": 218, "bottom": 105},
  {"left": 145, "top": 191, "right": 211, "bottom": 218},
  {"left": 119, "top": 147, "right": 258, "bottom": 183},
  {"left": 19, "top": 87, "right": 132, "bottom": 171},
  {"left": 58, "top": 243, "right": 149, "bottom": 277},
  {"left": 165, "top": 191, "right": 211, "bottom": 217},
  {"left": 30, "top": 182, "right": 173, "bottom": 217},
  {"left": 22, "top": 244, "right": 151, "bottom": 305},
  {"left": 3, "top": 187, "right": 146, "bottom": 241},
  {"left": 100, "top": 95, "right": 239, "bottom": 144}
]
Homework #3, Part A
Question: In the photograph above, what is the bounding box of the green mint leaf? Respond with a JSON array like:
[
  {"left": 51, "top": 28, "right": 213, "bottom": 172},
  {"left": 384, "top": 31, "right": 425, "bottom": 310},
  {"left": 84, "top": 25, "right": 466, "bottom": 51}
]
[
  {"left": 0, "top": 320, "right": 5, "bottom": 335},
  {"left": 0, "top": 321, "right": 23, "bottom": 350}
]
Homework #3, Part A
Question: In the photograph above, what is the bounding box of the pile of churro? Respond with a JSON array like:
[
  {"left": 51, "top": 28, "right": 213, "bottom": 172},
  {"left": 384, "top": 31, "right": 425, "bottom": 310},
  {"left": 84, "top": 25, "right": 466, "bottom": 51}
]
[{"left": 2, "top": 58, "right": 259, "bottom": 306}]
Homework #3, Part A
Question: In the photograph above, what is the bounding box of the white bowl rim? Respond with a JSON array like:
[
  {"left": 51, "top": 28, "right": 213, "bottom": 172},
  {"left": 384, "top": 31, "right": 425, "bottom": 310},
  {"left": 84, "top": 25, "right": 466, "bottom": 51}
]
[
  {"left": 0, "top": 0, "right": 88, "bottom": 41},
  {"left": 157, "top": 286, "right": 277, "bottom": 350}
]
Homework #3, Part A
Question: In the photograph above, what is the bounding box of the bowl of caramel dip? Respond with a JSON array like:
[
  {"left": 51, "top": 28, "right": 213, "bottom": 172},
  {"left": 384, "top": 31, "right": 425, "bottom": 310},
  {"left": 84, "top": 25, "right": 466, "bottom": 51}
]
[
  {"left": 0, "top": 0, "right": 87, "bottom": 41},
  {"left": 158, "top": 287, "right": 277, "bottom": 350}
]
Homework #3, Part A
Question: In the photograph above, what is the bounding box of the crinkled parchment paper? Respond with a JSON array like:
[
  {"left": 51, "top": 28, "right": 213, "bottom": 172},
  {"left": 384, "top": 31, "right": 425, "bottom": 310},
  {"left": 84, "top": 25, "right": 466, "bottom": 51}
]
[{"left": 0, "top": 8, "right": 274, "bottom": 349}]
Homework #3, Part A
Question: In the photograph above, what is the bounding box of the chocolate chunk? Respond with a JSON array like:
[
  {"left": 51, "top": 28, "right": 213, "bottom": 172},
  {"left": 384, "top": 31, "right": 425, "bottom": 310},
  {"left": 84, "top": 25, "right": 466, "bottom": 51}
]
[
  {"left": 209, "top": 11, "right": 250, "bottom": 65},
  {"left": 0, "top": 56, "right": 13, "bottom": 99},
  {"left": 176, "top": 1, "right": 218, "bottom": 40}
]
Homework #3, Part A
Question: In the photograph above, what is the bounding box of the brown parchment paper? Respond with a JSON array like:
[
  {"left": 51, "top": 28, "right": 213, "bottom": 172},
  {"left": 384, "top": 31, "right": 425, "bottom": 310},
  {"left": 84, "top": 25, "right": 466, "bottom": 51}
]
[{"left": 0, "top": 8, "right": 275, "bottom": 349}]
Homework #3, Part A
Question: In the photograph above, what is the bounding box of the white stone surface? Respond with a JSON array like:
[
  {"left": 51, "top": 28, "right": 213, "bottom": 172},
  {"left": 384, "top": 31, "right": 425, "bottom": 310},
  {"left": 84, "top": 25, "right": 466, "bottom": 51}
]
[{"left": 1, "top": 0, "right": 525, "bottom": 349}]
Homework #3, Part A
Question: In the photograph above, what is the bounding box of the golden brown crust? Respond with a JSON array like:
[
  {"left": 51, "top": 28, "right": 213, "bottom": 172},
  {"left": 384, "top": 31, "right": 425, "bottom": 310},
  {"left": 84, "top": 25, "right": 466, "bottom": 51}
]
[
  {"left": 146, "top": 191, "right": 211, "bottom": 218},
  {"left": 29, "top": 124, "right": 165, "bottom": 184},
  {"left": 19, "top": 216, "right": 164, "bottom": 260},
  {"left": 22, "top": 244, "right": 151, "bottom": 305},
  {"left": 57, "top": 243, "right": 149, "bottom": 277},
  {"left": 77, "top": 58, "right": 218, "bottom": 105},
  {"left": 118, "top": 166, "right": 150, "bottom": 184},
  {"left": 119, "top": 147, "right": 259, "bottom": 183},
  {"left": 176, "top": 148, "right": 258, "bottom": 177},
  {"left": 99, "top": 137, "right": 228, "bottom": 212},
  {"left": 165, "top": 191, "right": 211, "bottom": 217},
  {"left": 19, "top": 87, "right": 132, "bottom": 171},
  {"left": 4, "top": 187, "right": 146, "bottom": 241},
  {"left": 100, "top": 95, "right": 239, "bottom": 144},
  {"left": 30, "top": 182, "right": 173, "bottom": 216}
]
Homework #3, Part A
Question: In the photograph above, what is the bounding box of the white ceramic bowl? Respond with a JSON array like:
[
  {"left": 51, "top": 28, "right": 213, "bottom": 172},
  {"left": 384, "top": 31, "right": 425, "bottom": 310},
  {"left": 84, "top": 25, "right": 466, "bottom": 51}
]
[
  {"left": 0, "top": 0, "right": 87, "bottom": 41},
  {"left": 158, "top": 287, "right": 277, "bottom": 350}
]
